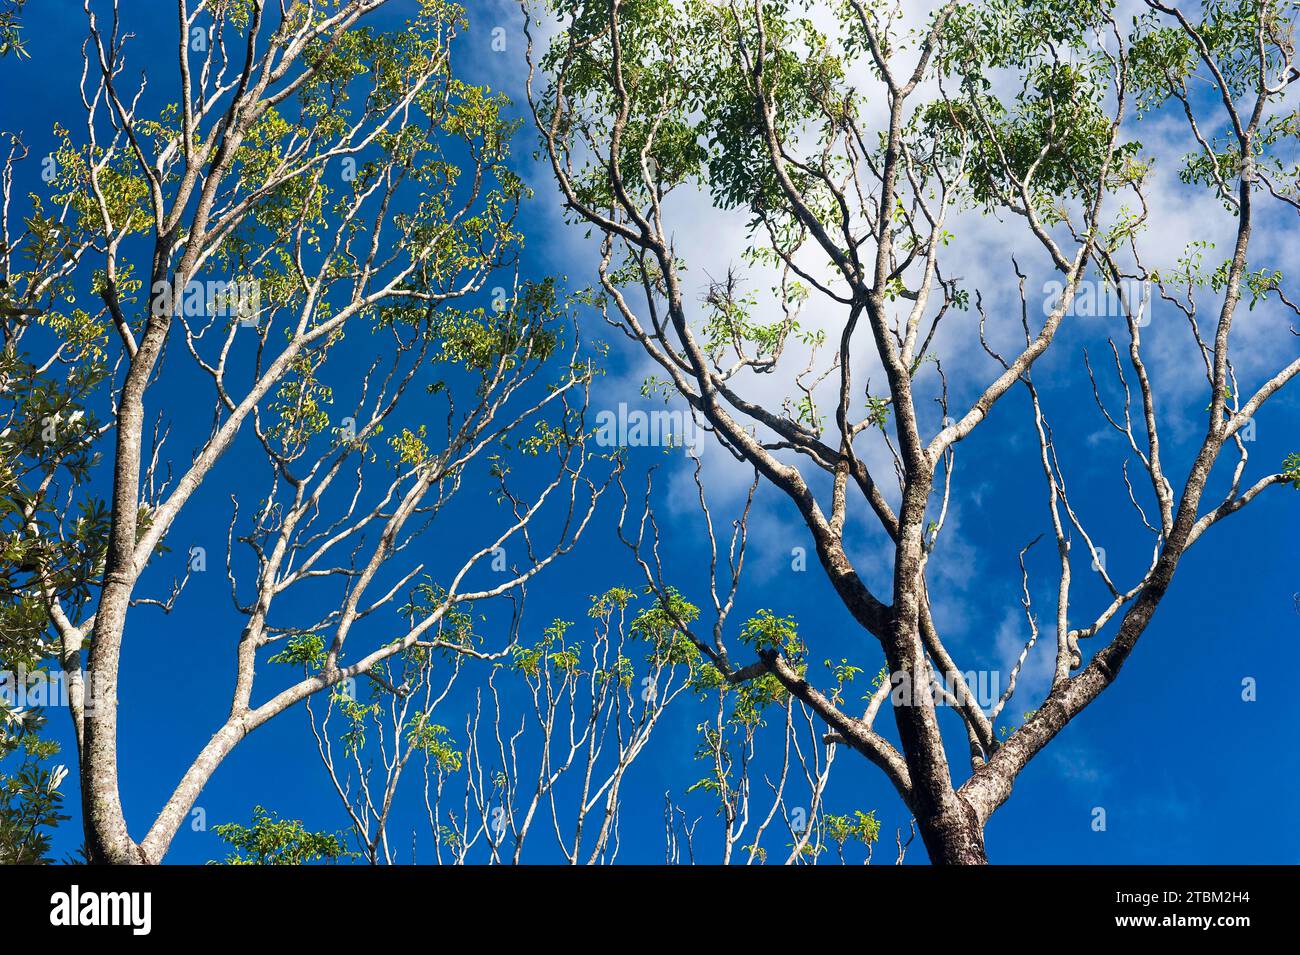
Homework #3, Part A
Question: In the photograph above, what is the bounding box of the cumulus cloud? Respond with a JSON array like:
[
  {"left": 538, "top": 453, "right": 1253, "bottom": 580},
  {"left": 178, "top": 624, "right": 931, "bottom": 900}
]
[{"left": 491, "top": 0, "right": 1300, "bottom": 663}]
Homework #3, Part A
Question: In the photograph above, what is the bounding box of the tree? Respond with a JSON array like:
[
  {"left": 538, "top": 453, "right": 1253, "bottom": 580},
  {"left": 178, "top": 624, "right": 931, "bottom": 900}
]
[
  {"left": 0, "top": 709, "right": 70, "bottom": 864},
  {"left": 1, "top": 0, "right": 103, "bottom": 868},
  {"left": 8, "top": 0, "right": 612, "bottom": 864},
  {"left": 302, "top": 582, "right": 716, "bottom": 864},
  {"left": 0, "top": 127, "right": 106, "bottom": 862},
  {"left": 622, "top": 461, "right": 903, "bottom": 865},
  {"left": 0, "top": 0, "right": 28, "bottom": 59},
  {"left": 210, "top": 805, "right": 352, "bottom": 865},
  {"left": 299, "top": 576, "right": 895, "bottom": 865},
  {"left": 525, "top": 0, "right": 1300, "bottom": 863}
]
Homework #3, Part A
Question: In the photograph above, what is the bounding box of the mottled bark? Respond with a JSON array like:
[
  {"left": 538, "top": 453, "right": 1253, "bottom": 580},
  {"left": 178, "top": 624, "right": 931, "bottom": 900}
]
[{"left": 524, "top": 0, "right": 1300, "bottom": 864}]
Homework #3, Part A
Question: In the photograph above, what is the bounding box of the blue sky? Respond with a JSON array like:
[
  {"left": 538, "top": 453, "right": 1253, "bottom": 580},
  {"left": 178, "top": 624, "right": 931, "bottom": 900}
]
[{"left": 2, "top": 0, "right": 1297, "bottom": 864}]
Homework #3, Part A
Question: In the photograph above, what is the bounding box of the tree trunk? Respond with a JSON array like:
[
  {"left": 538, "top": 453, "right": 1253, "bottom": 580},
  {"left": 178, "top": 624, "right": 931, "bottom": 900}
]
[
  {"left": 82, "top": 267, "right": 175, "bottom": 867},
  {"left": 918, "top": 802, "right": 988, "bottom": 865}
]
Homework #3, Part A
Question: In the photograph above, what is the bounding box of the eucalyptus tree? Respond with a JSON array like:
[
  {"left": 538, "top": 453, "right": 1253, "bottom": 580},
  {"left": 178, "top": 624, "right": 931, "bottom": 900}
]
[
  {"left": 304, "top": 582, "right": 721, "bottom": 865},
  {"left": 305, "top": 459, "right": 890, "bottom": 866},
  {"left": 525, "top": 0, "right": 1300, "bottom": 862},
  {"left": 619, "top": 461, "right": 885, "bottom": 866},
  {"left": 444, "top": 588, "right": 703, "bottom": 864},
  {"left": 11, "top": 0, "right": 612, "bottom": 865}
]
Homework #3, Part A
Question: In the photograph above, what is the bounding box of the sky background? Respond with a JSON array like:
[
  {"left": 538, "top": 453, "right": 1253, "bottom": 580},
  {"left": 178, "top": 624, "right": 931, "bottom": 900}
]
[{"left": 2, "top": 0, "right": 1298, "bottom": 864}]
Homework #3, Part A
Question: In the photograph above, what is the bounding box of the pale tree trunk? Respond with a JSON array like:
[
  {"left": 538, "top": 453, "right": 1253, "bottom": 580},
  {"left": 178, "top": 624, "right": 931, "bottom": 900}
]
[{"left": 83, "top": 265, "right": 175, "bottom": 865}]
